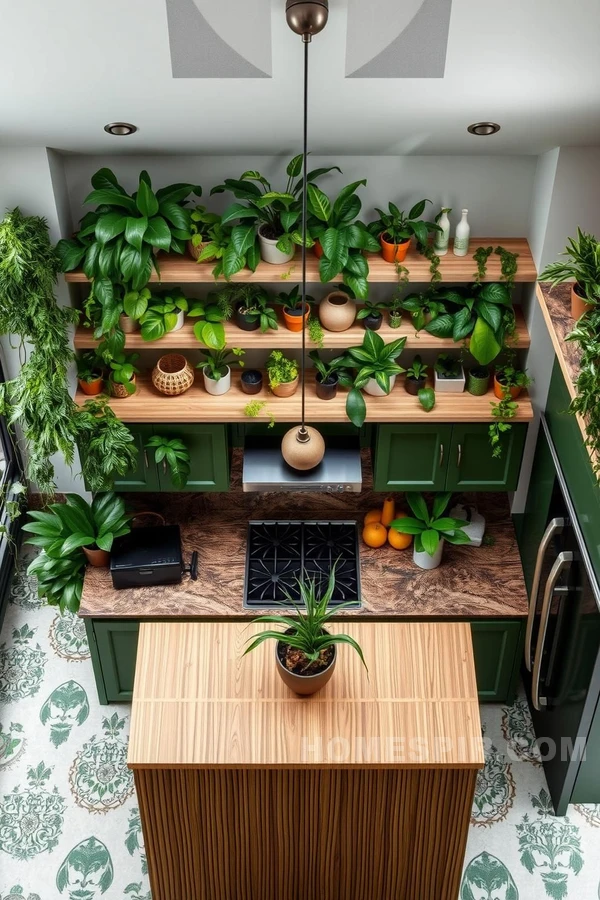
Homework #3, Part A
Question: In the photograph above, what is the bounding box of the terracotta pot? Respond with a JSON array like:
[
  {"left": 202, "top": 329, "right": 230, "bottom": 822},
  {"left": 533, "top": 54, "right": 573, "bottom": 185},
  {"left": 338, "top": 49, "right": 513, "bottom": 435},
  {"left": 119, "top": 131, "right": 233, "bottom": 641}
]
[
  {"left": 314, "top": 239, "right": 324, "bottom": 259},
  {"left": 271, "top": 376, "right": 299, "bottom": 398},
  {"left": 493, "top": 374, "right": 521, "bottom": 400},
  {"left": 405, "top": 375, "right": 426, "bottom": 396},
  {"left": 187, "top": 238, "right": 214, "bottom": 261},
  {"left": 241, "top": 369, "right": 263, "bottom": 394},
  {"left": 380, "top": 232, "right": 410, "bottom": 263},
  {"left": 119, "top": 314, "right": 139, "bottom": 334},
  {"left": 258, "top": 225, "right": 295, "bottom": 265},
  {"left": 319, "top": 291, "right": 356, "bottom": 332},
  {"left": 283, "top": 307, "right": 310, "bottom": 332},
  {"left": 571, "top": 283, "right": 594, "bottom": 320},
  {"left": 83, "top": 546, "right": 110, "bottom": 567},
  {"left": 78, "top": 376, "right": 104, "bottom": 396},
  {"left": 109, "top": 376, "right": 136, "bottom": 399},
  {"left": 275, "top": 637, "right": 336, "bottom": 696},
  {"left": 315, "top": 373, "right": 338, "bottom": 401}
]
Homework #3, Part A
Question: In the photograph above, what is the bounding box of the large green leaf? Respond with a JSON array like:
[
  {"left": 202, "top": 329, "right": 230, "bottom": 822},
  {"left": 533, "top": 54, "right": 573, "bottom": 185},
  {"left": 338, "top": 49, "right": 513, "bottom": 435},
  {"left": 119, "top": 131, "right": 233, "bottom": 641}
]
[
  {"left": 286, "top": 154, "right": 303, "bottom": 177},
  {"left": 406, "top": 492, "right": 429, "bottom": 523},
  {"left": 194, "top": 320, "right": 225, "bottom": 350},
  {"left": 61, "top": 533, "right": 95, "bottom": 555},
  {"left": 56, "top": 239, "right": 86, "bottom": 272},
  {"left": 123, "top": 291, "right": 148, "bottom": 319},
  {"left": 84, "top": 189, "right": 137, "bottom": 212},
  {"left": 408, "top": 199, "right": 429, "bottom": 220},
  {"left": 124, "top": 215, "right": 148, "bottom": 251},
  {"left": 231, "top": 223, "right": 257, "bottom": 256},
  {"left": 320, "top": 227, "right": 345, "bottom": 264},
  {"left": 469, "top": 317, "right": 502, "bottom": 365},
  {"left": 94, "top": 212, "right": 127, "bottom": 245},
  {"left": 335, "top": 194, "right": 361, "bottom": 227},
  {"left": 222, "top": 246, "right": 246, "bottom": 279},
  {"left": 120, "top": 244, "right": 143, "bottom": 282},
  {"left": 332, "top": 180, "right": 366, "bottom": 217},
  {"left": 280, "top": 209, "right": 300, "bottom": 233},
  {"left": 479, "top": 282, "right": 512, "bottom": 306},
  {"left": 246, "top": 242, "right": 260, "bottom": 272},
  {"left": 136, "top": 178, "right": 159, "bottom": 217},
  {"left": 452, "top": 307, "right": 474, "bottom": 341},
  {"left": 221, "top": 202, "right": 259, "bottom": 225},
  {"left": 346, "top": 386, "right": 367, "bottom": 427},
  {"left": 140, "top": 313, "right": 166, "bottom": 341},
  {"left": 420, "top": 529, "right": 440, "bottom": 556},
  {"left": 145, "top": 215, "right": 172, "bottom": 251},
  {"left": 343, "top": 253, "right": 368, "bottom": 277},
  {"left": 476, "top": 299, "right": 502, "bottom": 332},
  {"left": 155, "top": 182, "right": 201, "bottom": 204},
  {"left": 307, "top": 185, "right": 332, "bottom": 222},
  {"left": 424, "top": 314, "right": 454, "bottom": 338},
  {"left": 319, "top": 254, "right": 342, "bottom": 283},
  {"left": 159, "top": 201, "right": 191, "bottom": 233},
  {"left": 418, "top": 387, "right": 436, "bottom": 412},
  {"left": 432, "top": 492, "right": 451, "bottom": 519},
  {"left": 91, "top": 168, "right": 125, "bottom": 193},
  {"left": 389, "top": 517, "right": 424, "bottom": 534}
]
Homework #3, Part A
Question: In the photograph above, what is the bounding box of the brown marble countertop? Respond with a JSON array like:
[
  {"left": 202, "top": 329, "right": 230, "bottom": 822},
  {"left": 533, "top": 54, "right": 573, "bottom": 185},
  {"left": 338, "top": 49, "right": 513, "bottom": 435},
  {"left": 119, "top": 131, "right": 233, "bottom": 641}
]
[
  {"left": 537, "top": 283, "right": 579, "bottom": 400},
  {"left": 80, "top": 453, "right": 528, "bottom": 620}
]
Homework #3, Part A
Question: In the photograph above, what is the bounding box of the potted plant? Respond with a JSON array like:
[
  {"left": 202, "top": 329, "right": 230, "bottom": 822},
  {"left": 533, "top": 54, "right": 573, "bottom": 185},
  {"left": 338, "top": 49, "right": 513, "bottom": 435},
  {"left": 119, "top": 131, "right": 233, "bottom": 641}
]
[
  {"left": 241, "top": 369, "right": 264, "bottom": 395},
  {"left": 121, "top": 287, "right": 151, "bottom": 333},
  {"left": 319, "top": 284, "right": 357, "bottom": 332},
  {"left": 188, "top": 289, "right": 233, "bottom": 349},
  {"left": 145, "top": 435, "right": 191, "bottom": 488},
  {"left": 243, "top": 568, "right": 367, "bottom": 695},
  {"left": 228, "top": 285, "right": 277, "bottom": 333},
  {"left": 212, "top": 156, "right": 340, "bottom": 266},
  {"left": 566, "top": 307, "right": 600, "bottom": 472},
  {"left": 276, "top": 284, "right": 316, "bottom": 332},
  {"left": 139, "top": 288, "right": 188, "bottom": 341},
  {"left": 23, "top": 491, "right": 131, "bottom": 570},
  {"left": 188, "top": 205, "right": 221, "bottom": 260},
  {"left": 390, "top": 492, "right": 470, "bottom": 570},
  {"left": 77, "top": 352, "right": 104, "bottom": 395},
  {"left": 539, "top": 229, "right": 600, "bottom": 319},
  {"left": 404, "top": 355, "right": 428, "bottom": 395},
  {"left": 467, "top": 366, "right": 491, "bottom": 396},
  {"left": 431, "top": 283, "right": 516, "bottom": 366},
  {"left": 266, "top": 350, "right": 299, "bottom": 397},
  {"left": 107, "top": 352, "right": 140, "bottom": 398},
  {"left": 334, "top": 331, "right": 406, "bottom": 427},
  {"left": 493, "top": 360, "right": 531, "bottom": 400},
  {"left": 307, "top": 181, "right": 380, "bottom": 298},
  {"left": 309, "top": 350, "right": 348, "bottom": 401},
  {"left": 356, "top": 298, "right": 387, "bottom": 331},
  {"left": 388, "top": 294, "right": 403, "bottom": 329},
  {"left": 197, "top": 347, "right": 245, "bottom": 396},
  {"left": 401, "top": 289, "right": 448, "bottom": 332},
  {"left": 434, "top": 354, "right": 465, "bottom": 393},
  {"left": 367, "top": 200, "right": 442, "bottom": 263}
]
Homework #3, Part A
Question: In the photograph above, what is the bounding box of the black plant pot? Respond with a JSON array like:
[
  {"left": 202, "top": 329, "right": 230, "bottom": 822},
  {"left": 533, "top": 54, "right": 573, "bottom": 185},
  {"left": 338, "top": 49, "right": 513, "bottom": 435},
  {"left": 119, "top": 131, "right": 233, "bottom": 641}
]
[
  {"left": 315, "top": 372, "right": 338, "bottom": 401},
  {"left": 235, "top": 303, "right": 260, "bottom": 332},
  {"left": 241, "top": 369, "right": 264, "bottom": 394},
  {"left": 405, "top": 375, "right": 427, "bottom": 396},
  {"left": 363, "top": 312, "right": 383, "bottom": 331}
]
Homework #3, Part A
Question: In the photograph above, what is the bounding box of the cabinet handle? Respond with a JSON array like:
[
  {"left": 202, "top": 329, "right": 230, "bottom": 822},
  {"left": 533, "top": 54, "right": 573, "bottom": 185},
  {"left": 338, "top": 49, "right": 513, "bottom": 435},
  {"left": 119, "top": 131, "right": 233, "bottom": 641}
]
[
  {"left": 531, "top": 550, "right": 573, "bottom": 711},
  {"left": 524, "top": 517, "right": 565, "bottom": 671},
  {"left": 457, "top": 443, "right": 462, "bottom": 467},
  {"left": 439, "top": 443, "right": 444, "bottom": 468},
  {"left": 144, "top": 450, "right": 149, "bottom": 469}
]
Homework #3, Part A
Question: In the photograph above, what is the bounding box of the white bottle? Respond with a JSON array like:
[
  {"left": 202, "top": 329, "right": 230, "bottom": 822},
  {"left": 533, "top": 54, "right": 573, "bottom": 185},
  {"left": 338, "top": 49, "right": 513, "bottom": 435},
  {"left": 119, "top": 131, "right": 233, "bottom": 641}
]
[
  {"left": 433, "top": 208, "right": 451, "bottom": 256},
  {"left": 453, "top": 209, "right": 470, "bottom": 257}
]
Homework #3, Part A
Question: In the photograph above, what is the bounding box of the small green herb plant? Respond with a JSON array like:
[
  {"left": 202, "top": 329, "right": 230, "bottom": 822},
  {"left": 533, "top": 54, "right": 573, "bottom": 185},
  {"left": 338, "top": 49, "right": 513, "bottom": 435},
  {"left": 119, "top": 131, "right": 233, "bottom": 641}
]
[
  {"left": 244, "top": 400, "right": 275, "bottom": 428},
  {"left": 243, "top": 567, "right": 367, "bottom": 673},
  {"left": 406, "top": 355, "right": 428, "bottom": 381},
  {"left": 489, "top": 396, "right": 518, "bottom": 458},
  {"left": 276, "top": 284, "right": 316, "bottom": 313},
  {"left": 356, "top": 298, "right": 387, "bottom": 324},
  {"left": 390, "top": 492, "right": 470, "bottom": 558},
  {"left": 473, "top": 245, "right": 493, "bottom": 282},
  {"left": 266, "top": 351, "right": 299, "bottom": 389},
  {"left": 495, "top": 360, "right": 531, "bottom": 392},
  {"left": 308, "top": 350, "right": 348, "bottom": 385},
  {"left": 435, "top": 354, "right": 462, "bottom": 379},
  {"left": 367, "top": 199, "right": 441, "bottom": 247},
  {"left": 308, "top": 315, "right": 325, "bottom": 348},
  {"left": 197, "top": 347, "right": 245, "bottom": 382},
  {"left": 235, "top": 285, "right": 278, "bottom": 333},
  {"left": 145, "top": 435, "right": 191, "bottom": 488}
]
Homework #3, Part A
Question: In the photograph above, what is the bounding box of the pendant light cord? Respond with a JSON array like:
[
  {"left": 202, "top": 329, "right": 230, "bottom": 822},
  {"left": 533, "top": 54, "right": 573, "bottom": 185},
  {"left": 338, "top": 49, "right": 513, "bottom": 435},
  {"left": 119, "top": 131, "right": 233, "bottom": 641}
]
[{"left": 300, "top": 36, "right": 309, "bottom": 436}]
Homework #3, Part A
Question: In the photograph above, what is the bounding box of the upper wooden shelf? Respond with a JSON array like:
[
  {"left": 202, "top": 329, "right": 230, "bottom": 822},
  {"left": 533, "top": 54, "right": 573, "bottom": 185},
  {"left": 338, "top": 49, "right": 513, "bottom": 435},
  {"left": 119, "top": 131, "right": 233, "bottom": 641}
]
[
  {"left": 64, "top": 238, "right": 537, "bottom": 285},
  {"left": 74, "top": 306, "right": 530, "bottom": 352},
  {"left": 74, "top": 369, "right": 534, "bottom": 424}
]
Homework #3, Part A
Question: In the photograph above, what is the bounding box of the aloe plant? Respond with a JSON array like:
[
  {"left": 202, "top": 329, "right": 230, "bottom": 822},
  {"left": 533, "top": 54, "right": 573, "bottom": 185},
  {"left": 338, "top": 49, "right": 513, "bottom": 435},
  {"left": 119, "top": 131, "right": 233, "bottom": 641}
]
[{"left": 390, "top": 493, "right": 470, "bottom": 557}]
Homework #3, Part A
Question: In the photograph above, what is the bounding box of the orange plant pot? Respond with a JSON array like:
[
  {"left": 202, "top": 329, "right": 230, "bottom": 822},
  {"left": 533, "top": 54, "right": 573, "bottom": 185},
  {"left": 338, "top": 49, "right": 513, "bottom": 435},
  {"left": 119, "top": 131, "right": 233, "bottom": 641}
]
[
  {"left": 493, "top": 375, "right": 522, "bottom": 400},
  {"left": 314, "top": 240, "right": 324, "bottom": 259},
  {"left": 571, "top": 283, "right": 593, "bottom": 320},
  {"left": 380, "top": 233, "right": 410, "bottom": 263},
  {"left": 283, "top": 308, "right": 310, "bottom": 332},
  {"left": 83, "top": 546, "right": 110, "bottom": 567},
  {"left": 79, "top": 377, "right": 104, "bottom": 396}
]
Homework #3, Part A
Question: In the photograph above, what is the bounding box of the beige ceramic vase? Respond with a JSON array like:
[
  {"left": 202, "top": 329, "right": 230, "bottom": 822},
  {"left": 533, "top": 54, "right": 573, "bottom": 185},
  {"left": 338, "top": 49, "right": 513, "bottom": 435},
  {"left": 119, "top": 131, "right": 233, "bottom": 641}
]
[{"left": 319, "top": 291, "right": 356, "bottom": 332}]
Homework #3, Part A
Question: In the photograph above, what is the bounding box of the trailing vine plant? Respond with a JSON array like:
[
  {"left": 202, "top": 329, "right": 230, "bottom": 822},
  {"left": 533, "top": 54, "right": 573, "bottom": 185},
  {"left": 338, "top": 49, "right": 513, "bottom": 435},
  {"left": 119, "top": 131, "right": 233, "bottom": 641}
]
[
  {"left": 473, "top": 245, "right": 493, "bottom": 283},
  {"left": 73, "top": 398, "right": 138, "bottom": 492},
  {"left": 566, "top": 307, "right": 600, "bottom": 476},
  {"left": 495, "top": 245, "right": 519, "bottom": 292}
]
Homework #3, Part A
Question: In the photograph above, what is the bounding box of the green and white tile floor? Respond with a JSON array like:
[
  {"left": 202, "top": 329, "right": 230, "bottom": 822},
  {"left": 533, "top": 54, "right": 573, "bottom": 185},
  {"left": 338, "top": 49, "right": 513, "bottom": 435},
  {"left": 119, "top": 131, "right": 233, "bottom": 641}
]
[{"left": 1, "top": 549, "right": 600, "bottom": 899}]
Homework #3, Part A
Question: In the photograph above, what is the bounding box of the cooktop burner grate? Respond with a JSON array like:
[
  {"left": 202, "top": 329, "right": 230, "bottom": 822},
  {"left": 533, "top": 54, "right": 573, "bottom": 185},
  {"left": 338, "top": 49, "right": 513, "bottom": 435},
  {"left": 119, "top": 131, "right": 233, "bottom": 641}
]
[{"left": 244, "top": 520, "right": 361, "bottom": 609}]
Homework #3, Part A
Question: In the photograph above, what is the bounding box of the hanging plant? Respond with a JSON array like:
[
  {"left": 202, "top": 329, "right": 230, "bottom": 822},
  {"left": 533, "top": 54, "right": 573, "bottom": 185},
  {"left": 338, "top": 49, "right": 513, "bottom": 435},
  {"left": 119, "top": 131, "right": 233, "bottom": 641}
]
[
  {"left": 495, "top": 245, "right": 519, "bottom": 292},
  {"left": 145, "top": 435, "right": 191, "bottom": 488},
  {"left": 473, "top": 245, "right": 493, "bottom": 283},
  {"left": 73, "top": 398, "right": 138, "bottom": 492}
]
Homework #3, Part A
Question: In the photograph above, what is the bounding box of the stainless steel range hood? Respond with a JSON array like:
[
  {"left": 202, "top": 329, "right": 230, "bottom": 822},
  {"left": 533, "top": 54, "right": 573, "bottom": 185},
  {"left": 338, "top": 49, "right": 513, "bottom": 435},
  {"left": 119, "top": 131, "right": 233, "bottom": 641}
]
[{"left": 242, "top": 437, "right": 362, "bottom": 493}]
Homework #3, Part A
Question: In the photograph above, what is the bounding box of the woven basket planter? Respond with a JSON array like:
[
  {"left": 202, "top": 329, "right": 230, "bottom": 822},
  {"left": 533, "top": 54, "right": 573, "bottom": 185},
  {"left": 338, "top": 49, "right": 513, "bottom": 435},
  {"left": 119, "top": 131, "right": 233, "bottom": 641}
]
[{"left": 152, "top": 354, "right": 194, "bottom": 396}]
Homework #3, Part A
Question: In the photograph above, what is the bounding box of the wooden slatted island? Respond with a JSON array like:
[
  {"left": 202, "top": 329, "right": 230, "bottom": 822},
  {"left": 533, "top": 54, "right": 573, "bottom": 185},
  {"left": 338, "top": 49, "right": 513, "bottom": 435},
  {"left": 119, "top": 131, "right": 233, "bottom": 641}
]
[{"left": 129, "top": 620, "right": 484, "bottom": 900}]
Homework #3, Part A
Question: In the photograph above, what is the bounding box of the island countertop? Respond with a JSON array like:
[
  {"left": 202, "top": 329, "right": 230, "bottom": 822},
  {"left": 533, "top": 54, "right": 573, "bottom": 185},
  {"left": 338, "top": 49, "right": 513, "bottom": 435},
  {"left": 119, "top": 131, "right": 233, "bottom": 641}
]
[{"left": 80, "top": 453, "right": 528, "bottom": 620}]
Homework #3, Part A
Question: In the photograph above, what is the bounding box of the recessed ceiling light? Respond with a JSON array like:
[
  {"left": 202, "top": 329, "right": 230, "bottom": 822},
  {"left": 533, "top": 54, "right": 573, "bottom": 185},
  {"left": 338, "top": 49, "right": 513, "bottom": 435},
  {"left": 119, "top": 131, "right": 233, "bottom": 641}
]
[
  {"left": 467, "top": 122, "right": 501, "bottom": 136},
  {"left": 104, "top": 122, "right": 138, "bottom": 137}
]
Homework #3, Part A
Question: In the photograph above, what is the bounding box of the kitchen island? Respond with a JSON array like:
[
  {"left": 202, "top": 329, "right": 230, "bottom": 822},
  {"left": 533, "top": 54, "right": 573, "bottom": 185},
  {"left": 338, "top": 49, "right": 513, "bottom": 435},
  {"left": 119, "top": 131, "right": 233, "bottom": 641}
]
[{"left": 129, "top": 619, "right": 484, "bottom": 900}]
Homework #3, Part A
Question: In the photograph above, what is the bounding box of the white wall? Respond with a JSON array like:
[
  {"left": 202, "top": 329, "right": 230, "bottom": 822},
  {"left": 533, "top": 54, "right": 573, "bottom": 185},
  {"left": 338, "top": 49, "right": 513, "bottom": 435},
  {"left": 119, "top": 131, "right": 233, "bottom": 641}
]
[
  {"left": 62, "top": 153, "right": 538, "bottom": 238},
  {"left": 0, "top": 147, "right": 84, "bottom": 494}
]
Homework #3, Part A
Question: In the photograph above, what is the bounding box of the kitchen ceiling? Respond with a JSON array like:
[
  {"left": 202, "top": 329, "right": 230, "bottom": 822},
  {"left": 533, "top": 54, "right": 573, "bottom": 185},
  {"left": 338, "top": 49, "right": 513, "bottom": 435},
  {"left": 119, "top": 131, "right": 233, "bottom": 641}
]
[{"left": 1, "top": 0, "right": 599, "bottom": 155}]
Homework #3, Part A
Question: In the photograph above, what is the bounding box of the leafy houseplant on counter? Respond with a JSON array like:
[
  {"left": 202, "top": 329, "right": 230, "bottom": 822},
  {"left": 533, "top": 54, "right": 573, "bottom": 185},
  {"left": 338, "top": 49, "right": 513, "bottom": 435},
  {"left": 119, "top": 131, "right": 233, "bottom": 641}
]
[
  {"left": 139, "top": 288, "right": 188, "bottom": 341},
  {"left": 197, "top": 347, "right": 245, "bottom": 396},
  {"left": 188, "top": 205, "right": 221, "bottom": 260},
  {"left": 276, "top": 284, "right": 316, "bottom": 332},
  {"left": 145, "top": 435, "right": 191, "bottom": 488},
  {"left": 309, "top": 350, "right": 349, "bottom": 401},
  {"left": 334, "top": 330, "right": 406, "bottom": 427},
  {"left": 107, "top": 352, "right": 140, "bottom": 398},
  {"left": 356, "top": 298, "right": 387, "bottom": 331},
  {"left": 367, "top": 199, "right": 441, "bottom": 264},
  {"left": 539, "top": 229, "right": 600, "bottom": 319},
  {"left": 434, "top": 354, "right": 465, "bottom": 393},
  {"left": 390, "top": 492, "right": 470, "bottom": 570},
  {"left": 243, "top": 568, "right": 367, "bottom": 695},
  {"left": 266, "top": 350, "right": 299, "bottom": 398},
  {"left": 77, "top": 352, "right": 104, "bottom": 396},
  {"left": 307, "top": 180, "right": 380, "bottom": 298}
]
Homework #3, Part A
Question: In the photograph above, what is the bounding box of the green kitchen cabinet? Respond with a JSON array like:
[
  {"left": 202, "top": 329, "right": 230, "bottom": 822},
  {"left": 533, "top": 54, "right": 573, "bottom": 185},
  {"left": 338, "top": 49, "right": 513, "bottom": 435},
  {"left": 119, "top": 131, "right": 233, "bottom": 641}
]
[
  {"left": 87, "top": 620, "right": 139, "bottom": 703},
  {"left": 374, "top": 423, "right": 527, "bottom": 492},
  {"left": 107, "top": 425, "right": 160, "bottom": 492},
  {"left": 470, "top": 620, "right": 523, "bottom": 703},
  {"left": 374, "top": 424, "right": 452, "bottom": 491}
]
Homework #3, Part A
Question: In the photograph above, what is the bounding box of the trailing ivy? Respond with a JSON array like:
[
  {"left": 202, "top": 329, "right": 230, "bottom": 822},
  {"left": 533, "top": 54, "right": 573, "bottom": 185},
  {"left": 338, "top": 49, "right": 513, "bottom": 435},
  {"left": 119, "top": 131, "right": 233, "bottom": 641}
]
[
  {"left": 566, "top": 307, "right": 600, "bottom": 476},
  {"left": 473, "top": 245, "right": 493, "bottom": 283},
  {"left": 74, "top": 399, "right": 138, "bottom": 492}
]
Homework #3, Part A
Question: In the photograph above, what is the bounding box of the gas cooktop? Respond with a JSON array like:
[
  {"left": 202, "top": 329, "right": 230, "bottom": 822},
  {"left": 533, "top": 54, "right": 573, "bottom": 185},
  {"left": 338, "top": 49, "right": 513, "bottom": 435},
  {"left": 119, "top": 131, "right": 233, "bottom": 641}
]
[{"left": 244, "top": 520, "right": 361, "bottom": 609}]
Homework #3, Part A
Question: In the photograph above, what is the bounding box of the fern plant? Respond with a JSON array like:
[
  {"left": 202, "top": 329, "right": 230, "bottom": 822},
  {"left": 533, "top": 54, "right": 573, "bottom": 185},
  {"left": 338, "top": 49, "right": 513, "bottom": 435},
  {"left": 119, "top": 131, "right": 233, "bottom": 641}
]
[{"left": 73, "top": 399, "right": 138, "bottom": 491}]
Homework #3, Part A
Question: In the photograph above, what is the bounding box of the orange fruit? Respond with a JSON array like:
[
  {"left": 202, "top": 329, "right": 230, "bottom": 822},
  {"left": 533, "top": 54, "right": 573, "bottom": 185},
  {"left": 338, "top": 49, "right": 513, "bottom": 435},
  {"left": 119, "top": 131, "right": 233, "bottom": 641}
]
[
  {"left": 362, "top": 522, "right": 388, "bottom": 548},
  {"left": 363, "top": 508, "right": 382, "bottom": 525},
  {"left": 381, "top": 497, "right": 395, "bottom": 527},
  {"left": 388, "top": 529, "right": 412, "bottom": 550}
]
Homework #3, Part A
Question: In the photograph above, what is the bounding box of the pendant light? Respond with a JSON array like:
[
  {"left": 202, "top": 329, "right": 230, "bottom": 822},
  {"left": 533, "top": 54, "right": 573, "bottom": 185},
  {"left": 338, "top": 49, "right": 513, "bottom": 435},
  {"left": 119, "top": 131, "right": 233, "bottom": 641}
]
[{"left": 281, "top": 0, "right": 328, "bottom": 471}]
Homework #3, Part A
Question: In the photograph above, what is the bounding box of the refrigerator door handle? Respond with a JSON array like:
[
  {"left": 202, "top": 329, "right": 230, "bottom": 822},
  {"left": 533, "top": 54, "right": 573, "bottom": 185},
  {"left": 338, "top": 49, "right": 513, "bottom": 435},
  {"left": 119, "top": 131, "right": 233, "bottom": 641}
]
[
  {"left": 532, "top": 550, "right": 574, "bottom": 711},
  {"left": 524, "top": 517, "right": 565, "bottom": 671}
]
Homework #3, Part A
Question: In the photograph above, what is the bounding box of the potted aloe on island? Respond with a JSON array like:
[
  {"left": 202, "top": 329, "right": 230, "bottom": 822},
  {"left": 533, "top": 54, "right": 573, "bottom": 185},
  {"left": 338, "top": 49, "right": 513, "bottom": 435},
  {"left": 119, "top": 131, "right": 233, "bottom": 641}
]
[
  {"left": 244, "top": 568, "right": 367, "bottom": 695},
  {"left": 390, "top": 493, "right": 470, "bottom": 570},
  {"left": 539, "top": 229, "right": 600, "bottom": 319}
]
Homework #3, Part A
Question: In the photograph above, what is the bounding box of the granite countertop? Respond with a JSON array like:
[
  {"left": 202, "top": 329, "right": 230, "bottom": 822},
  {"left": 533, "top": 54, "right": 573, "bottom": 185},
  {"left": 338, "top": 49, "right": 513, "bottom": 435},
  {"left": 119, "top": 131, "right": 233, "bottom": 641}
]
[
  {"left": 79, "top": 452, "right": 528, "bottom": 620},
  {"left": 537, "top": 282, "right": 580, "bottom": 398}
]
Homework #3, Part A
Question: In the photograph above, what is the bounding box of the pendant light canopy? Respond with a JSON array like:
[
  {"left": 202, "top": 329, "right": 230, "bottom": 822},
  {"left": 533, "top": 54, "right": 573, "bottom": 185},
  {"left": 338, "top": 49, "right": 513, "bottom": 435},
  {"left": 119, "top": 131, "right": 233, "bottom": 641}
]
[{"left": 281, "top": 0, "right": 328, "bottom": 471}]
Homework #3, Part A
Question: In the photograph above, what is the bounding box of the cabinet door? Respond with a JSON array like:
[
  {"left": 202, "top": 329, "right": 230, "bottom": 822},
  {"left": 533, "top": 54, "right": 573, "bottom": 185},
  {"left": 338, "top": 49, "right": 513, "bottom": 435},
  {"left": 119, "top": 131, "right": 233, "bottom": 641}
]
[
  {"left": 470, "top": 620, "right": 523, "bottom": 703},
  {"left": 157, "top": 424, "right": 229, "bottom": 492},
  {"left": 112, "top": 424, "right": 160, "bottom": 492},
  {"left": 92, "top": 621, "right": 140, "bottom": 702},
  {"left": 445, "top": 423, "right": 527, "bottom": 491},
  {"left": 374, "top": 424, "right": 451, "bottom": 492}
]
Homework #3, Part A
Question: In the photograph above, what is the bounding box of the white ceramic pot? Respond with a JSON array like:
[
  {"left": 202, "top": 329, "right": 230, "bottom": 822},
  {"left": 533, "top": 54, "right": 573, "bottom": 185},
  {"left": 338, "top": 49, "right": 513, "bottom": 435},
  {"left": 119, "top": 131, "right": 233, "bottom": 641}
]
[
  {"left": 363, "top": 374, "right": 397, "bottom": 397},
  {"left": 172, "top": 309, "right": 185, "bottom": 332},
  {"left": 434, "top": 366, "right": 465, "bottom": 393},
  {"left": 413, "top": 539, "right": 444, "bottom": 570},
  {"left": 258, "top": 226, "right": 295, "bottom": 265},
  {"left": 203, "top": 366, "right": 231, "bottom": 396}
]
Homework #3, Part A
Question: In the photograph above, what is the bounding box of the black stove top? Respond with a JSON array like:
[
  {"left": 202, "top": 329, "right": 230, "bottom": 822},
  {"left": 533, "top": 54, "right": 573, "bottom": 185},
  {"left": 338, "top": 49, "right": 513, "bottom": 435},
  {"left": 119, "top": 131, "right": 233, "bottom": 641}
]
[{"left": 244, "top": 520, "right": 361, "bottom": 609}]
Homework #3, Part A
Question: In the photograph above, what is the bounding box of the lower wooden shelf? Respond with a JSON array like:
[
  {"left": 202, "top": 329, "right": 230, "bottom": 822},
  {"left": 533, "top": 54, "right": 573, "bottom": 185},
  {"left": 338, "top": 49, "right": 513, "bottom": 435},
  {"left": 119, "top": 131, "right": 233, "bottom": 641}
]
[{"left": 74, "top": 370, "right": 534, "bottom": 424}]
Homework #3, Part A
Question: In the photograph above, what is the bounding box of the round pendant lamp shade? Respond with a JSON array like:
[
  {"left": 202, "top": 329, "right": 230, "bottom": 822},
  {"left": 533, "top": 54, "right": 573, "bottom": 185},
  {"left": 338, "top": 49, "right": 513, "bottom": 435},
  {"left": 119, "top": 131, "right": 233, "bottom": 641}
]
[
  {"left": 286, "top": 0, "right": 329, "bottom": 37},
  {"left": 282, "top": 426, "right": 326, "bottom": 470}
]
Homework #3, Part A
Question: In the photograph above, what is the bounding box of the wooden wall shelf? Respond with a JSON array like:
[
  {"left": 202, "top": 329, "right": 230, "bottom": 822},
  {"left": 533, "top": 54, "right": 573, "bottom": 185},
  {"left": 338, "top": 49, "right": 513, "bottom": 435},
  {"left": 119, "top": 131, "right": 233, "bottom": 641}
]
[
  {"left": 65, "top": 238, "right": 536, "bottom": 285},
  {"left": 74, "top": 370, "right": 534, "bottom": 424},
  {"left": 74, "top": 308, "right": 530, "bottom": 352}
]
